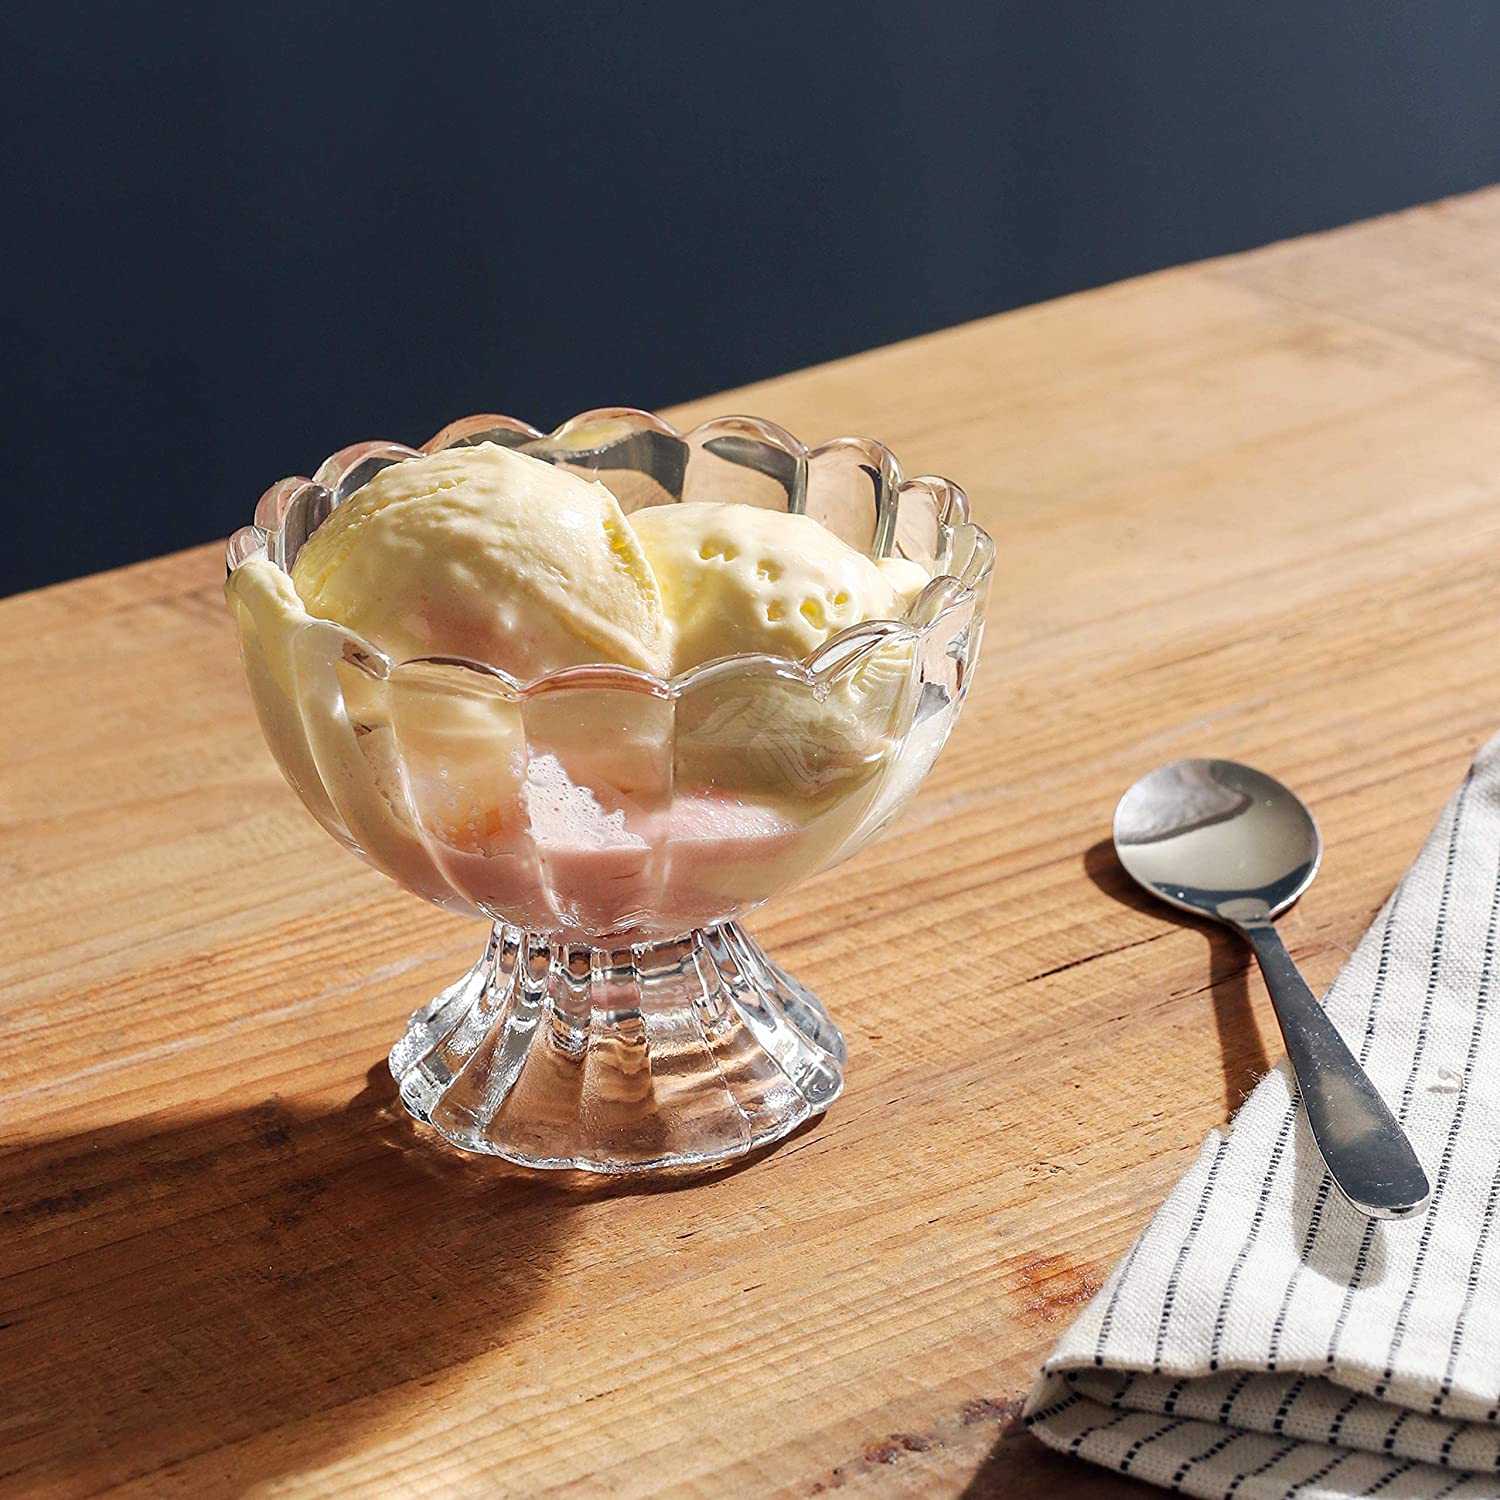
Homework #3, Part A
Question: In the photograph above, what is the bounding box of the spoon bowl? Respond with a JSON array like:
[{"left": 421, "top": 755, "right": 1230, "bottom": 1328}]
[{"left": 1114, "top": 759, "right": 1321, "bottom": 927}]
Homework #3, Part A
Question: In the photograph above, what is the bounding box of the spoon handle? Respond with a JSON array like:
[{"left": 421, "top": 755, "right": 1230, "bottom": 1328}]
[{"left": 1242, "top": 922, "right": 1430, "bottom": 1220}]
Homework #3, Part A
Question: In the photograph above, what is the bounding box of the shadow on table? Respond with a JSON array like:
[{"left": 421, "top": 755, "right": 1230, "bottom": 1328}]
[
  {"left": 1083, "top": 838, "right": 1271, "bottom": 1118},
  {"left": 0, "top": 1063, "right": 780, "bottom": 1495},
  {"left": 1284, "top": 1076, "right": 1393, "bottom": 1291},
  {"left": 959, "top": 1431, "right": 1162, "bottom": 1498}
]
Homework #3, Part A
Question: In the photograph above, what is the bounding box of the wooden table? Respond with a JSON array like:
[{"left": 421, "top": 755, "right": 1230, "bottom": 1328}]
[{"left": 6, "top": 189, "right": 1500, "bottom": 1499}]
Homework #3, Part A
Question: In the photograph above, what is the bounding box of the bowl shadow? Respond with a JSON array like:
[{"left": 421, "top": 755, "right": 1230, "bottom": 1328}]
[{"left": 0, "top": 1064, "right": 632, "bottom": 1495}]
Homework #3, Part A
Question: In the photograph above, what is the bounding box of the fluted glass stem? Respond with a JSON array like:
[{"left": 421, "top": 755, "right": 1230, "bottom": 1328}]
[{"left": 388, "top": 922, "right": 845, "bottom": 1172}]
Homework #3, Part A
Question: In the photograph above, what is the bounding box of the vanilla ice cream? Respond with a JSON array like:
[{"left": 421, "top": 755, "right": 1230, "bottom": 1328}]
[
  {"left": 231, "top": 441, "right": 943, "bottom": 935},
  {"left": 291, "top": 442, "right": 672, "bottom": 679},
  {"left": 624, "top": 501, "right": 930, "bottom": 807},
  {"left": 630, "top": 501, "right": 922, "bottom": 673}
]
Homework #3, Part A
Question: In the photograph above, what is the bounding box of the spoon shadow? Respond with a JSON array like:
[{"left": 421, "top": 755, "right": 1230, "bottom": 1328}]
[{"left": 1083, "top": 838, "right": 1271, "bottom": 1117}]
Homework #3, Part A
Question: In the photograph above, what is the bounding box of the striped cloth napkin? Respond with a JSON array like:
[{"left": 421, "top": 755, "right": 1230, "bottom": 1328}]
[{"left": 1025, "top": 734, "right": 1500, "bottom": 1499}]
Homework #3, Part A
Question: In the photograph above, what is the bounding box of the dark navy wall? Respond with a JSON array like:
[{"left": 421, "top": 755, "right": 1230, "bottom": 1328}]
[{"left": 4, "top": 2, "right": 1498, "bottom": 594}]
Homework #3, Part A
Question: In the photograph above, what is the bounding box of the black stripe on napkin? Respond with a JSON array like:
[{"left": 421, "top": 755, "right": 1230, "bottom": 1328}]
[{"left": 1377, "top": 836, "right": 1500, "bottom": 1399}]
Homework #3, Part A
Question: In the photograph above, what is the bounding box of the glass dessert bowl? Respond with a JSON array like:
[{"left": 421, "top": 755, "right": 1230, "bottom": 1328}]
[{"left": 226, "top": 408, "right": 992, "bottom": 1172}]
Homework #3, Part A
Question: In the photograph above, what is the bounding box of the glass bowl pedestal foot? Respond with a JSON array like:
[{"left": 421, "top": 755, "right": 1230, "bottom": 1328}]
[{"left": 387, "top": 921, "right": 846, "bottom": 1173}]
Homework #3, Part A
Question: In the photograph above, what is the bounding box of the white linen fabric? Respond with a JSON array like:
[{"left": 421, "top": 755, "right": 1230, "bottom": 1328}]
[{"left": 1025, "top": 734, "right": 1500, "bottom": 1499}]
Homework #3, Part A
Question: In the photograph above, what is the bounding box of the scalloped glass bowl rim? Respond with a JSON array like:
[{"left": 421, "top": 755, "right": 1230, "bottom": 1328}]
[{"left": 225, "top": 406, "right": 994, "bottom": 697}]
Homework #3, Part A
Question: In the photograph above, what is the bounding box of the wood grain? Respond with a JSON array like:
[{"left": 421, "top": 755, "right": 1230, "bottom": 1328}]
[{"left": 4, "top": 188, "right": 1500, "bottom": 1499}]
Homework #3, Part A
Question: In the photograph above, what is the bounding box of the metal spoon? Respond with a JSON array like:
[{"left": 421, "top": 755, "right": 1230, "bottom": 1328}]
[{"left": 1113, "top": 758, "right": 1429, "bottom": 1220}]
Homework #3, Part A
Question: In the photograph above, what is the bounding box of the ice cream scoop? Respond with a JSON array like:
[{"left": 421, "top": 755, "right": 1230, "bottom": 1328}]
[
  {"left": 625, "top": 501, "right": 933, "bottom": 808},
  {"left": 630, "top": 501, "right": 925, "bottom": 673},
  {"left": 290, "top": 442, "right": 672, "bottom": 679}
]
